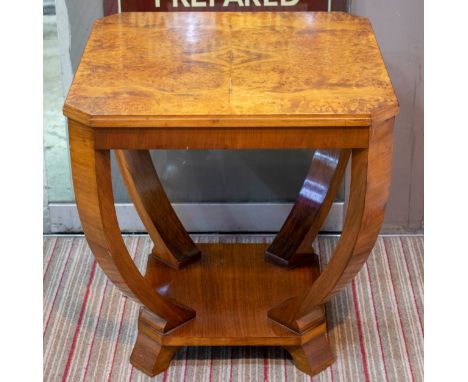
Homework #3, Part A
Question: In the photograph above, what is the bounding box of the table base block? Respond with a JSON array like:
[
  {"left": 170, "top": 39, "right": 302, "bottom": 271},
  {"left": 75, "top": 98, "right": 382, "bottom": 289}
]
[{"left": 131, "top": 243, "right": 335, "bottom": 376}]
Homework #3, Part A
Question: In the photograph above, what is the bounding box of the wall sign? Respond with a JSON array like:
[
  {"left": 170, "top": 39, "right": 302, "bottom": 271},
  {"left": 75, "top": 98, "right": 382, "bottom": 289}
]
[{"left": 109, "top": 0, "right": 347, "bottom": 13}]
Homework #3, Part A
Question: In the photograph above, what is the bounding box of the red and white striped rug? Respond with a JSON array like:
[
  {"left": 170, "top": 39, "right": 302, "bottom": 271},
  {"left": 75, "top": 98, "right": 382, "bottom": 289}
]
[{"left": 43, "top": 235, "right": 423, "bottom": 381}]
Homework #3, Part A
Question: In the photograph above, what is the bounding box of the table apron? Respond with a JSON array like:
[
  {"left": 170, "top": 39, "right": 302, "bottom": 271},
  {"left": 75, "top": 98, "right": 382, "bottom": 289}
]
[{"left": 93, "top": 127, "right": 369, "bottom": 150}]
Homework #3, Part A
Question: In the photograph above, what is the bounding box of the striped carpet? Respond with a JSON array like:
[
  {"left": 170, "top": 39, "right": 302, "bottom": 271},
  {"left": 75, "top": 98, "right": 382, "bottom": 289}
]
[{"left": 43, "top": 235, "right": 423, "bottom": 381}]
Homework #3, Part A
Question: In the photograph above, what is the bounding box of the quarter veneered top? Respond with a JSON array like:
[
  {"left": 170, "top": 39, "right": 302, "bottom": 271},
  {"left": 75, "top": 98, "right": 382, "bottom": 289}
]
[{"left": 64, "top": 12, "right": 398, "bottom": 127}]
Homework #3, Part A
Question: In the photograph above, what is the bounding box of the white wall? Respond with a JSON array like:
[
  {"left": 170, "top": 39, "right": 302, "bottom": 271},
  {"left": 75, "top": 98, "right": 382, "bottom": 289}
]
[
  {"left": 55, "top": 0, "right": 104, "bottom": 95},
  {"left": 352, "top": 0, "right": 424, "bottom": 230}
]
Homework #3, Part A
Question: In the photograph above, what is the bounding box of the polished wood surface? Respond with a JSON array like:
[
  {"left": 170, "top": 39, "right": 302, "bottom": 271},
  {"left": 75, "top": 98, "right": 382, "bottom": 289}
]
[
  {"left": 130, "top": 313, "right": 180, "bottom": 376},
  {"left": 65, "top": 11, "right": 398, "bottom": 378},
  {"left": 94, "top": 125, "right": 370, "bottom": 149},
  {"left": 268, "top": 118, "right": 394, "bottom": 333},
  {"left": 266, "top": 149, "right": 350, "bottom": 267},
  {"left": 284, "top": 333, "right": 335, "bottom": 376},
  {"left": 144, "top": 243, "right": 321, "bottom": 344},
  {"left": 68, "top": 120, "right": 195, "bottom": 333},
  {"left": 135, "top": 243, "right": 331, "bottom": 375},
  {"left": 64, "top": 12, "right": 398, "bottom": 128},
  {"left": 115, "top": 150, "right": 200, "bottom": 268}
]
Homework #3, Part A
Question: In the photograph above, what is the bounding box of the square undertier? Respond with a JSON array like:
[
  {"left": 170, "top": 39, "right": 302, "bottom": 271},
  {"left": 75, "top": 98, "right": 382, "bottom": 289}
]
[{"left": 145, "top": 243, "right": 323, "bottom": 346}]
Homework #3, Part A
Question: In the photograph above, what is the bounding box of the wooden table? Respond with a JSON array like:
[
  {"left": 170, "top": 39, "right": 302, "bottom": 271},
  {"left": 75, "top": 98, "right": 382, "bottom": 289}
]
[{"left": 64, "top": 12, "right": 398, "bottom": 377}]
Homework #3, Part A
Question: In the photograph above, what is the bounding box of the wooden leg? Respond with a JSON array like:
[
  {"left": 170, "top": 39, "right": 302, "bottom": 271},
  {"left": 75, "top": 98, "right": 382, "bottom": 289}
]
[
  {"left": 269, "top": 118, "right": 395, "bottom": 333},
  {"left": 130, "top": 308, "right": 180, "bottom": 377},
  {"left": 284, "top": 332, "right": 335, "bottom": 376},
  {"left": 68, "top": 120, "right": 195, "bottom": 333},
  {"left": 266, "top": 149, "right": 350, "bottom": 268},
  {"left": 130, "top": 336, "right": 178, "bottom": 377},
  {"left": 115, "top": 150, "right": 200, "bottom": 269}
]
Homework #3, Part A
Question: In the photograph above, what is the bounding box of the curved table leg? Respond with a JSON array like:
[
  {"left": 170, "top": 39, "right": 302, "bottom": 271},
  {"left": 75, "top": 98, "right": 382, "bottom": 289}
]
[
  {"left": 266, "top": 149, "right": 350, "bottom": 268},
  {"left": 268, "top": 118, "right": 394, "bottom": 334},
  {"left": 69, "top": 120, "right": 195, "bottom": 333},
  {"left": 115, "top": 150, "right": 201, "bottom": 269}
]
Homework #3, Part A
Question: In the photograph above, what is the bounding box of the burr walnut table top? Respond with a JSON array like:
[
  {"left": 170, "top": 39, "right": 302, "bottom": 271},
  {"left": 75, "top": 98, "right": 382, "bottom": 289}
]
[{"left": 63, "top": 12, "right": 398, "bottom": 128}]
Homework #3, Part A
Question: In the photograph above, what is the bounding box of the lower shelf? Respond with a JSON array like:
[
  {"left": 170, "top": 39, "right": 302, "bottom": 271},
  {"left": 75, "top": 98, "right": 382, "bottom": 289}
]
[{"left": 144, "top": 243, "right": 323, "bottom": 346}]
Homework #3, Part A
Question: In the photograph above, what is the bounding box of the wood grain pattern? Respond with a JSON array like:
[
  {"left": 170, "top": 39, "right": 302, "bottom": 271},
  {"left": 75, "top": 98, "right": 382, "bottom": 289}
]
[
  {"left": 130, "top": 243, "right": 331, "bottom": 376},
  {"left": 63, "top": 12, "right": 398, "bottom": 128},
  {"left": 68, "top": 120, "right": 195, "bottom": 333},
  {"left": 130, "top": 310, "right": 180, "bottom": 376},
  {"left": 64, "top": 11, "right": 399, "bottom": 378},
  {"left": 141, "top": 243, "right": 327, "bottom": 346},
  {"left": 115, "top": 150, "right": 200, "bottom": 268},
  {"left": 284, "top": 332, "right": 335, "bottom": 375},
  {"left": 266, "top": 149, "right": 350, "bottom": 267},
  {"left": 268, "top": 117, "right": 395, "bottom": 333},
  {"left": 93, "top": 126, "right": 370, "bottom": 149}
]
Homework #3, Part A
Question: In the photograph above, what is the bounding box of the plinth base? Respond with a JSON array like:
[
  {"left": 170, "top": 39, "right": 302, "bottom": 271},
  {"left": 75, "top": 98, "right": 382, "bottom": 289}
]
[{"left": 131, "top": 243, "right": 335, "bottom": 376}]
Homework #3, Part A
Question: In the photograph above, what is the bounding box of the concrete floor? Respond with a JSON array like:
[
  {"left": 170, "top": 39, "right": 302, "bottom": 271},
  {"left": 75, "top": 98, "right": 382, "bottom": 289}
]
[{"left": 43, "top": 15, "right": 74, "bottom": 231}]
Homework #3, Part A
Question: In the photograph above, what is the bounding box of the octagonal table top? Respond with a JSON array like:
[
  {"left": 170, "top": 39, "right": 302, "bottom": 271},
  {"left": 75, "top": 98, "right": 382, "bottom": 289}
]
[{"left": 64, "top": 12, "right": 398, "bottom": 128}]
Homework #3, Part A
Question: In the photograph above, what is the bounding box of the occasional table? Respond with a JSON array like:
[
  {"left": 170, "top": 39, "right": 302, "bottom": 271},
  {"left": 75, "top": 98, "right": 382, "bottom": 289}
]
[{"left": 64, "top": 12, "right": 398, "bottom": 377}]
